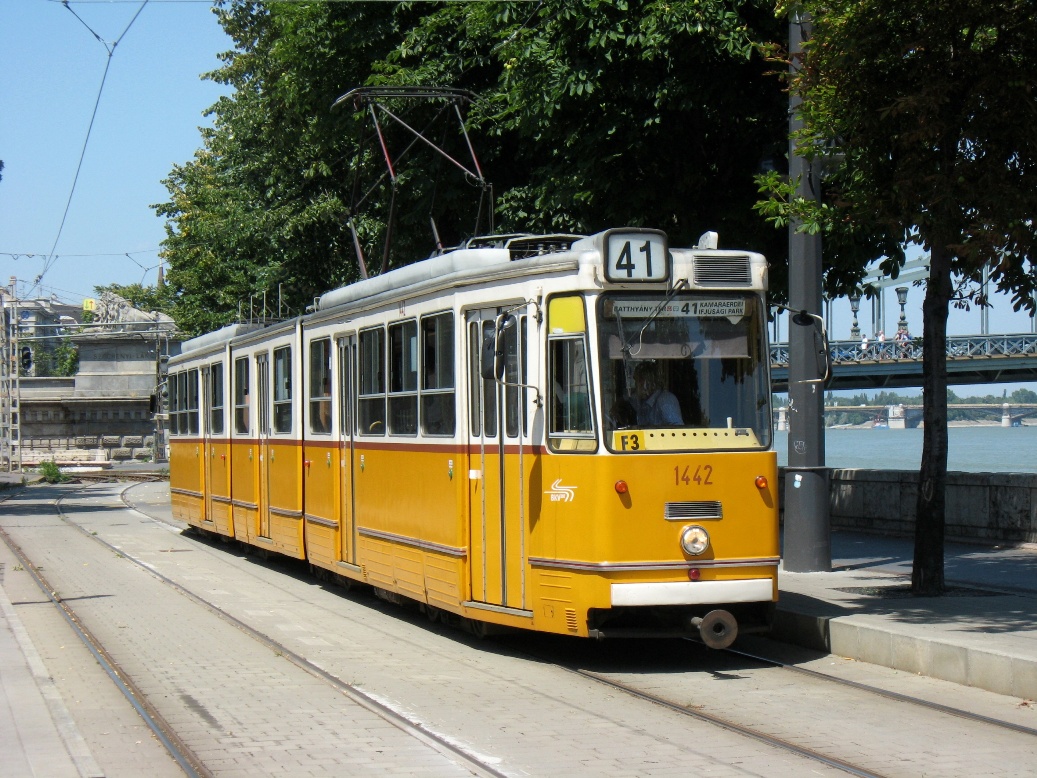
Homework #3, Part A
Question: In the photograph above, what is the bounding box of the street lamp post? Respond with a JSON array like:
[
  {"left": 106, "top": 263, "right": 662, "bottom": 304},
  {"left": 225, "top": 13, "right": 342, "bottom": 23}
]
[
  {"left": 896, "top": 286, "right": 909, "bottom": 333},
  {"left": 849, "top": 291, "right": 862, "bottom": 339}
]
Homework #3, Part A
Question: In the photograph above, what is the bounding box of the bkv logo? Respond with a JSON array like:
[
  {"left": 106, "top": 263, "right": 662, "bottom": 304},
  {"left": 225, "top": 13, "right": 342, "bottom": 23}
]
[{"left": 545, "top": 479, "right": 576, "bottom": 502}]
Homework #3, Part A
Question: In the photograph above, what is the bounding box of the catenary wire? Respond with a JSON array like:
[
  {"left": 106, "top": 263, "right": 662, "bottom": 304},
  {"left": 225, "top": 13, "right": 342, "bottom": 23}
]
[{"left": 32, "top": 1, "right": 151, "bottom": 296}]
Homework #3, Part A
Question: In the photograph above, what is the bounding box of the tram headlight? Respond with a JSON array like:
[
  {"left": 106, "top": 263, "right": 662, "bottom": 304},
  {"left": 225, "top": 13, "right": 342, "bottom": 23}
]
[{"left": 680, "top": 525, "right": 710, "bottom": 556}]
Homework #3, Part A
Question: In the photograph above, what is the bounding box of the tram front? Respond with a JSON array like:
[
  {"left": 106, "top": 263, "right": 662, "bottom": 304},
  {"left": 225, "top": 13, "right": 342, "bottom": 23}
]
[{"left": 532, "top": 229, "right": 778, "bottom": 647}]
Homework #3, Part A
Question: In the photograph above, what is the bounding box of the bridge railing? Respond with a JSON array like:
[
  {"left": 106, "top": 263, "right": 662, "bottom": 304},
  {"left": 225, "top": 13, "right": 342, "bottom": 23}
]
[{"left": 770, "top": 333, "right": 1037, "bottom": 366}]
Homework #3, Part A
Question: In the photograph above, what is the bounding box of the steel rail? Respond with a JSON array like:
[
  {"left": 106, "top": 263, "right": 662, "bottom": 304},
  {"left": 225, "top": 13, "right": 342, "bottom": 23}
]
[
  {"left": 724, "top": 644, "right": 1037, "bottom": 739},
  {"left": 0, "top": 490, "right": 208, "bottom": 778},
  {"left": 50, "top": 482, "right": 510, "bottom": 778},
  {"left": 118, "top": 482, "right": 883, "bottom": 776},
  {"left": 564, "top": 664, "right": 886, "bottom": 778}
]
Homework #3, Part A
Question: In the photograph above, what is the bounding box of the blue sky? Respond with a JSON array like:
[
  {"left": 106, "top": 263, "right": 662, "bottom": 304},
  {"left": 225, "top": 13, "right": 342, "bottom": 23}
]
[
  {"left": 2, "top": 0, "right": 229, "bottom": 302},
  {"left": 2, "top": 0, "right": 1034, "bottom": 352}
]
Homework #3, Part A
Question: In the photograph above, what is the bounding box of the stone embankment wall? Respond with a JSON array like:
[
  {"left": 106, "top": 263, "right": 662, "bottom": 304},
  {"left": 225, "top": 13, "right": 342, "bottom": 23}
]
[
  {"left": 21, "top": 435, "right": 156, "bottom": 466},
  {"left": 781, "top": 468, "right": 1037, "bottom": 545}
]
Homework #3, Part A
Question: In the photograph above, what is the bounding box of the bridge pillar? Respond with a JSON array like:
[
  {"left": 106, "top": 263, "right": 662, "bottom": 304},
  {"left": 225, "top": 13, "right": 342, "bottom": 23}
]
[
  {"left": 1003, "top": 403, "right": 1012, "bottom": 427},
  {"left": 777, "top": 406, "right": 788, "bottom": 431},
  {"left": 888, "top": 404, "right": 907, "bottom": 429}
]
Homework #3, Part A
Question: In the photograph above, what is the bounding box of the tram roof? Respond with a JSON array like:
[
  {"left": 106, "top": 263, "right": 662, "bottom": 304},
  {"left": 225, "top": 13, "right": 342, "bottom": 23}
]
[
  {"left": 178, "top": 321, "right": 267, "bottom": 356},
  {"left": 174, "top": 229, "right": 768, "bottom": 359},
  {"left": 315, "top": 233, "right": 586, "bottom": 314}
]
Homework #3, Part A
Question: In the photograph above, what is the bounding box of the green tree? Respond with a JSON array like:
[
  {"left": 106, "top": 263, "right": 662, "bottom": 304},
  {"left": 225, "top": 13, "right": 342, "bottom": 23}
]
[
  {"left": 51, "top": 339, "right": 79, "bottom": 377},
  {"left": 1011, "top": 387, "right": 1037, "bottom": 404},
  {"left": 156, "top": 1, "right": 790, "bottom": 335},
  {"left": 380, "top": 1, "right": 788, "bottom": 263},
  {"left": 155, "top": 2, "right": 428, "bottom": 335},
  {"left": 760, "top": 2, "right": 1037, "bottom": 594}
]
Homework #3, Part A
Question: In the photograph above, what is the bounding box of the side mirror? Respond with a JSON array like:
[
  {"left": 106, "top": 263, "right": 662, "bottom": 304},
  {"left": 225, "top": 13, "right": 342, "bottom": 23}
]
[{"left": 790, "top": 309, "right": 832, "bottom": 386}]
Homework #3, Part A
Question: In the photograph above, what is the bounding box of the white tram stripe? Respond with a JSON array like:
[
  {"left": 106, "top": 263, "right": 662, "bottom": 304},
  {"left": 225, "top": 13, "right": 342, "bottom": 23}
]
[{"left": 610, "top": 578, "right": 774, "bottom": 607}]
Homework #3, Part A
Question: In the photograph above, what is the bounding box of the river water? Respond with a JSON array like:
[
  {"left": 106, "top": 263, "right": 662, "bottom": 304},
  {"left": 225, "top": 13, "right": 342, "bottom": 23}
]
[{"left": 773, "top": 425, "right": 1037, "bottom": 474}]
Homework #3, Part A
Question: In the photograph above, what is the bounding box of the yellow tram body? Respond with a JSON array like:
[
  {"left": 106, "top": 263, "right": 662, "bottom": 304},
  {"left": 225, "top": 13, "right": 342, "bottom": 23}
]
[{"left": 168, "top": 228, "right": 779, "bottom": 646}]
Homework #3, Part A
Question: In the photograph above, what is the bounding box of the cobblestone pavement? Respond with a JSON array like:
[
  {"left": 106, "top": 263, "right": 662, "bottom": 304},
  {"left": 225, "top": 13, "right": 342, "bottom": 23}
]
[{"left": 2, "top": 481, "right": 1036, "bottom": 777}]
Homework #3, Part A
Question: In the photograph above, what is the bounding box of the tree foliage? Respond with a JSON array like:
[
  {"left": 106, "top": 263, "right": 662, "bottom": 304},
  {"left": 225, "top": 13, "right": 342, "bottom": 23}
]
[
  {"left": 22, "top": 338, "right": 79, "bottom": 378},
  {"left": 759, "top": 1, "right": 1037, "bottom": 593},
  {"left": 155, "top": 1, "right": 789, "bottom": 335}
]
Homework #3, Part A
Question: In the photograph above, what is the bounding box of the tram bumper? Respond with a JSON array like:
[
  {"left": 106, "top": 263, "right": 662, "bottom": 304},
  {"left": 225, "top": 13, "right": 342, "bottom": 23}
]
[
  {"left": 587, "top": 578, "right": 773, "bottom": 646},
  {"left": 609, "top": 578, "right": 773, "bottom": 608}
]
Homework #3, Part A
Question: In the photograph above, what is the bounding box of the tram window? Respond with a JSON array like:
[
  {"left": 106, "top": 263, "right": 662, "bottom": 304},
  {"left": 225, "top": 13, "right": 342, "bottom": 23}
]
[
  {"left": 309, "top": 338, "right": 332, "bottom": 435},
  {"left": 168, "top": 372, "right": 180, "bottom": 435},
  {"left": 185, "top": 369, "right": 200, "bottom": 435},
  {"left": 548, "top": 337, "right": 593, "bottom": 437},
  {"left": 359, "top": 327, "right": 386, "bottom": 435},
  {"left": 179, "top": 371, "right": 190, "bottom": 434},
  {"left": 388, "top": 320, "right": 418, "bottom": 435},
  {"left": 174, "top": 371, "right": 185, "bottom": 434},
  {"left": 481, "top": 321, "right": 498, "bottom": 437},
  {"left": 420, "top": 313, "right": 455, "bottom": 436},
  {"left": 234, "top": 357, "right": 250, "bottom": 434},
  {"left": 468, "top": 322, "right": 482, "bottom": 437},
  {"left": 273, "top": 346, "right": 292, "bottom": 433},
  {"left": 209, "top": 363, "right": 224, "bottom": 435},
  {"left": 504, "top": 315, "right": 527, "bottom": 438},
  {"left": 338, "top": 339, "right": 353, "bottom": 436}
]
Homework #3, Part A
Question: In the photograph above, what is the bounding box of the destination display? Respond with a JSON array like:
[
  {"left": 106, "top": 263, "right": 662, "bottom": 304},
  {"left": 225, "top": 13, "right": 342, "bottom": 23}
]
[{"left": 610, "top": 298, "right": 747, "bottom": 318}]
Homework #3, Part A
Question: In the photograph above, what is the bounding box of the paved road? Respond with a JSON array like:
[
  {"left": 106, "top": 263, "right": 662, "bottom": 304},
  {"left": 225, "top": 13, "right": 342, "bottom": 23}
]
[{"left": 2, "top": 480, "right": 1036, "bottom": 777}]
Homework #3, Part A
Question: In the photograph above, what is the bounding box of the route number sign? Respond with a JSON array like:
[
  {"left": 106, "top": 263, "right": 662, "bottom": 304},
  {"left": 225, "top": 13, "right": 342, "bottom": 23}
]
[{"left": 604, "top": 229, "right": 669, "bottom": 283}]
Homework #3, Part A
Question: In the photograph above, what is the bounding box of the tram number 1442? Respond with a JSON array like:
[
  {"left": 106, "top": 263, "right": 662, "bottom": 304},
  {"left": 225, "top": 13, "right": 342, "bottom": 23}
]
[{"left": 675, "top": 464, "right": 714, "bottom": 486}]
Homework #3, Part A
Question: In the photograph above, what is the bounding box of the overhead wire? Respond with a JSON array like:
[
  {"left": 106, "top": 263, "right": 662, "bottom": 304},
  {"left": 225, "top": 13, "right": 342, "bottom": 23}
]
[
  {"left": 32, "top": 0, "right": 150, "bottom": 296},
  {"left": 33, "top": 0, "right": 547, "bottom": 291},
  {"left": 2, "top": 249, "right": 162, "bottom": 260}
]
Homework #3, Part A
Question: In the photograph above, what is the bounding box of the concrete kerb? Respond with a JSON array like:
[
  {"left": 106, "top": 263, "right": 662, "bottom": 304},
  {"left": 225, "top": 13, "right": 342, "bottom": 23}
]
[
  {"left": 771, "top": 599, "right": 1037, "bottom": 700},
  {"left": 0, "top": 473, "right": 37, "bottom": 489}
]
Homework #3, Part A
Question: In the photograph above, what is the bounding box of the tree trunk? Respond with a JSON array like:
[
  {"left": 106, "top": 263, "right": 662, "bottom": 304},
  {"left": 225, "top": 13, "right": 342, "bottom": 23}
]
[{"left": 912, "top": 242, "right": 952, "bottom": 595}]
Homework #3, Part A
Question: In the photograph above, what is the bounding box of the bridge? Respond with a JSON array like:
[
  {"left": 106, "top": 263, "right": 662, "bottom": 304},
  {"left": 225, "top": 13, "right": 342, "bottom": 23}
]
[
  {"left": 775, "top": 403, "right": 1037, "bottom": 430},
  {"left": 771, "top": 333, "right": 1037, "bottom": 391}
]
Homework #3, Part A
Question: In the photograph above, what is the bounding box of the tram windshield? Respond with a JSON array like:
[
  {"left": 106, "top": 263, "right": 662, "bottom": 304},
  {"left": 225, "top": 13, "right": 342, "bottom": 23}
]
[{"left": 596, "top": 293, "right": 772, "bottom": 451}]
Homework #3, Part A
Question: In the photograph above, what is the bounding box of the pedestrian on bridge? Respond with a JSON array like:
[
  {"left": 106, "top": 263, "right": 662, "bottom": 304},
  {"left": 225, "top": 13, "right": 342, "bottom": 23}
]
[{"left": 895, "top": 328, "right": 910, "bottom": 357}]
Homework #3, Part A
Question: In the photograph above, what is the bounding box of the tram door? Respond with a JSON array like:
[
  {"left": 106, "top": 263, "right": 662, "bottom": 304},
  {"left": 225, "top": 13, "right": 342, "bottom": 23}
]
[
  {"left": 256, "top": 353, "right": 272, "bottom": 538},
  {"left": 337, "top": 335, "right": 358, "bottom": 565},
  {"left": 467, "top": 309, "right": 528, "bottom": 611}
]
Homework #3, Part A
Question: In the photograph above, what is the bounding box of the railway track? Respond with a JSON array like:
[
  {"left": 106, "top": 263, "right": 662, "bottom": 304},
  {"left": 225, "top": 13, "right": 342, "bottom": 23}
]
[
  {"left": 515, "top": 627, "right": 1037, "bottom": 778},
  {"left": 66, "top": 470, "right": 167, "bottom": 484},
  {"left": 3, "top": 481, "right": 1035, "bottom": 777},
  {"left": 0, "top": 512, "right": 206, "bottom": 778},
  {"left": 2, "top": 482, "right": 507, "bottom": 778},
  {"left": 723, "top": 644, "right": 1037, "bottom": 739}
]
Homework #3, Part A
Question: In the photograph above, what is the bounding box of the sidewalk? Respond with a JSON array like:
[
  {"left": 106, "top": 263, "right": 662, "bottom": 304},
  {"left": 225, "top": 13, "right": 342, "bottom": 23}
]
[
  {"left": 0, "top": 562, "right": 101, "bottom": 777},
  {"left": 774, "top": 531, "right": 1037, "bottom": 700}
]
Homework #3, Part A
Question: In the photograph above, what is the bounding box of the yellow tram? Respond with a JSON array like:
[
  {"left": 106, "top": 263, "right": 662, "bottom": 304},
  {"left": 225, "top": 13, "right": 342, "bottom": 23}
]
[{"left": 168, "top": 228, "right": 779, "bottom": 648}]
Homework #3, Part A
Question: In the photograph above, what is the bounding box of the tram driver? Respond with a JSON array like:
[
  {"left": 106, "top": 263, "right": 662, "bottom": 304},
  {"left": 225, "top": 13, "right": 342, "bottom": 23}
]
[{"left": 632, "top": 361, "right": 683, "bottom": 426}]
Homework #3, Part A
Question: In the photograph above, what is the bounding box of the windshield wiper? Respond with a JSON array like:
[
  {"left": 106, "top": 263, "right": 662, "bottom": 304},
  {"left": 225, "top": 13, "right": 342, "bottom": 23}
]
[{"left": 622, "top": 279, "right": 689, "bottom": 355}]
